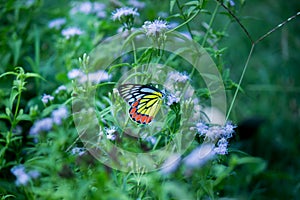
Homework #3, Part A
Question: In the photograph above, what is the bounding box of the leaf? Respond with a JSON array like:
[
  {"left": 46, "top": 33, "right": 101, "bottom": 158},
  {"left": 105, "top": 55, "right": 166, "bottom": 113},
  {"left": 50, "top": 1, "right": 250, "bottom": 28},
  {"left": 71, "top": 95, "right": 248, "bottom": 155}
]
[
  {"left": 0, "top": 71, "right": 17, "bottom": 79},
  {"left": 185, "top": 6, "right": 197, "bottom": 18},
  {"left": 170, "top": 0, "right": 176, "bottom": 13},
  {"left": 16, "top": 114, "right": 32, "bottom": 122},
  {"left": 108, "top": 63, "right": 131, "bottom": 74},
  {"left": 9, "top": 89, "right": 18, "bottom": 111},
  {"left": 0, "top": 113, "right": 10, "bottom": 120},
  {"left": 5, "top": 108, "right": 12, "bottom": 119},
  {"left": 183, "top": 1, "right": 199, "bottom": 7},
  {"left": 25, "top": 72, "right": 46, "bottom": 81}
]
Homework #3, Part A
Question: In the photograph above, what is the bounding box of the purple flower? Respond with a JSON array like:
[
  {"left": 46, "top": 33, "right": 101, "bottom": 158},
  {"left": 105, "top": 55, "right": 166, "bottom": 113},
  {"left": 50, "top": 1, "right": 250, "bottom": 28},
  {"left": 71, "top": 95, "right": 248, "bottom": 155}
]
[
  {"left": 41, "top": 94, "right": 54, "bottom": 104},
  {"left": 78, "top": 70, "right": 112, "bottom": 84},
  {"left": 48, "top": 18, "right": 66, "bottom": 29},
  {"left": 70, "top": 2, "right": 106, "bottom": 17},
  {"left": 105, "top": 126, "right": 117, "bottom": 141},
  {"left": 160, "top": 154, "right": 181, "bottom": 175},
  {"left": 166, "top": 93, "right": 180, "bottom": 106},
  {"left": 142, "top": 19, "right": 169, "bottom": 38},
  {"left": 62, "top": 27, "right": 84, "bottom": 39},
  {"left": 70, "top": 1, "right": 93, "bottom": 15},
  {"left": 214, "top": 137, "right": 229, "bottom": 155},
  {"left": 67, "top": 69, "right": 84, "bottom": 79},
  {"left": 144, "top": 136, "right": 157, "bottom": 145},
  {"left": 168, "top": 71, "right": 190, "bottom": 83},
  {"left": 29, "top": 118, "right": 53, "bottom": 135},
  {"left": 112, "top": 7, "right": 139, "bottom": 22},
  {"left": 51, "top": 106, "right": 68, "bottom": 125},
  {"left": 71, "top": 147, "right": 86, "bottom": 156},
  {"left": 128, "top": 0, "right": 145, "bottom": 9},
  {"left": 183, "top": 143, "right": 215, "bottom": 168},
  {"left": 221, "top": 121, "right": 236, "bottom": 139},
  {"left": 195, "top": 121, "right": 209, "bottom": 136},
  {"left": 55, "top": 85, "right": 67, "bottom": 94},
  {"left": 11, "top": 165, "right": 40, "bottom": 186}
]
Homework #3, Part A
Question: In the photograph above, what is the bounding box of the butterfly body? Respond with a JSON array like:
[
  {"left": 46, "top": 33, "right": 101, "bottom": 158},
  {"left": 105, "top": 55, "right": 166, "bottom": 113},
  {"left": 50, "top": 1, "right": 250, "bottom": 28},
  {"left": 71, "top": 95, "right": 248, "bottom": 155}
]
[{"left": 118, "top": 84, "right": 164, "bottom": 124}]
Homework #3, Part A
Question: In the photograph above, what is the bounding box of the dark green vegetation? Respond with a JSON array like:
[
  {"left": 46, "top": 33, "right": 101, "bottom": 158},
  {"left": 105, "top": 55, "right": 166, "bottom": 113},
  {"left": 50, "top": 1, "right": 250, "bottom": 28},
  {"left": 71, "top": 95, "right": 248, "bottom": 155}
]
[{"left": 0, "top": 0, "right": 299, "bottom": 199}]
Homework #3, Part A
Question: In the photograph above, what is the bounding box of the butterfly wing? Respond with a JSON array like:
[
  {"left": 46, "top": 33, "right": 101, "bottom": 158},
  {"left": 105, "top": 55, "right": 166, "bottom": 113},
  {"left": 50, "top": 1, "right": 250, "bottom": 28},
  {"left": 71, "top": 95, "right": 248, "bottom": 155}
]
[{"left": 118, "top": 84, "right": 164, "bottom": 124}]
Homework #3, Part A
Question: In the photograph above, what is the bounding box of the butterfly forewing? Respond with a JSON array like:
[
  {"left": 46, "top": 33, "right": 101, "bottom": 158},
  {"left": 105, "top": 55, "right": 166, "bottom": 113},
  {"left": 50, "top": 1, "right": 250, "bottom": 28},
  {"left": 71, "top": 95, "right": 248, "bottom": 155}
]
[{"left": 117, "top": 84, "right": 164, "bottom": 124}]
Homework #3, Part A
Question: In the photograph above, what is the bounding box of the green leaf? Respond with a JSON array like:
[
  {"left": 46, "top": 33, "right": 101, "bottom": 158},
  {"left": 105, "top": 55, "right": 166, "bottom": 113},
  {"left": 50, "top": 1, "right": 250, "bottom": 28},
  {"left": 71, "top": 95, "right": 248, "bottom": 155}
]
[
  {"left": 0, "top": 113, "right": 10, "bottom": 120},
  {"left": 185, "top": 6, "right": 197, "bottom": 18},
  {"left": 5, "top": 108, "right": 12, "bottom": 119},
  {"left": 183, "top": 1, "right": 199, "bottom": 7},
  {"left": 9, "top": 90, "right": 18, "bottom": 111},
  {"left": 170, "top": 0, "right": 176, "bottom": 13},
  {"left": 16, "top": 114, "right": 32, "bottom": 122},
  {"left": 108, "top": 63, "right": 131, "bottom": 74},
  {"left": 0, "top": 71, "right": 17, "bottom": 79},
  {"left": 25, "top": 72, "right": 46, "bottom": 81},
  {"left": 55, "top": 72, "right": 69, "bottom": 83}
]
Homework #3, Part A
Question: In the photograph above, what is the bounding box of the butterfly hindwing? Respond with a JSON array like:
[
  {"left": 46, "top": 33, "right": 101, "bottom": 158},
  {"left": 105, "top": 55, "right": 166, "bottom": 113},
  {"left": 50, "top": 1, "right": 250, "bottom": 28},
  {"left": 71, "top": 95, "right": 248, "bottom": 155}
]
[{"left": 118, "top": 84, "right": 164, "bottom": 124}]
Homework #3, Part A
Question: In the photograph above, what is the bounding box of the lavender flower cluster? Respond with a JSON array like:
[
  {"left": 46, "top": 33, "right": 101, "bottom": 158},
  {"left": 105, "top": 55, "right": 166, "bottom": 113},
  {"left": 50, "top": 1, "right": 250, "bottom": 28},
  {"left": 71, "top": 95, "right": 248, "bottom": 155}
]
[
  {"left": 195, "top": 121, "right": 236, "bottom": 155},
  {"left": 29, "top": 106, "right": 68, "bottom": 136}
]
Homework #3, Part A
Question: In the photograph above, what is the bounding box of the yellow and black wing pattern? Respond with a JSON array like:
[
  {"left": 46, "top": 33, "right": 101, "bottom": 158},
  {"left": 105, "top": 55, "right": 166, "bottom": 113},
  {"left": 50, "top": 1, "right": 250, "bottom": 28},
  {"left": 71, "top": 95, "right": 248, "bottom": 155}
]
[{"left": 117, "top": 84, "right": 164, "bottom": 124}]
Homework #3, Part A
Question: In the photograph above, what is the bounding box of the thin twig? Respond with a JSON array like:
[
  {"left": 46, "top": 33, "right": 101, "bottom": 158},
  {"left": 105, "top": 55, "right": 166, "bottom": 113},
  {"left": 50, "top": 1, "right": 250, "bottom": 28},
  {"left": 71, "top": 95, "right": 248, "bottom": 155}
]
[
  {"left": 254, "top": 11, "right": 300, "bottom": 44},
  {"left": 216, "top": 0, "right": 254, "bottom": 44}
]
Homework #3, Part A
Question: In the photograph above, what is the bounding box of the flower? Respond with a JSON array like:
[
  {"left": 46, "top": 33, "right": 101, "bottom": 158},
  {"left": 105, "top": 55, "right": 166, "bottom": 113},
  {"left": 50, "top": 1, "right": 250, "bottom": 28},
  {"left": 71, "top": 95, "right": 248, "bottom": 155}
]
[
  {"left": 71, "top": 147, "right": 86, "bottom": 156},
  {"left": 214, "top": 137, "right": 228, "bottom": 155},
  {"left": 105, "top": 126, "right": 117, "bottom": 141},
  {"left": 55, "top": 85, "right": 67, "bottom": 94},
  {"left": 195, "top": 121, "right": 209, "bottom": 136},
  {"left": 70, "top": 2, "right": 106, "bottom": 17},
  {"left": 51, "top": 106, "right": 68, "bottom": 125},
  {"left": 195, "top": 122, "right": 236, "bottom": 141},
  {"left": 204, "top": 126, "right": 223, "bottom": 141},
  {"left": 93, "top": 2, "right": 106, "bottom": 18},
  {"left": 78, "top": 70, "right": 112, "bottom": 84},
  {"left": 160, "top": 154, "right": 181, "bottom": 175},
  {"left": 183, "top": 143, "right": 215, "bottom": 168},
  {"left": 67, "top": 69, "right": 84, "bottom": 79},
  {"left": 70, "top": 1, "right": 93, "bottom": 15},
  {"left": 48, "top": 18, "right": 66, "bottom": 29},
  {"left": 112, "top": 7, "right": 139, "bottom": 29},
  {"left": 61, "top": 27, "right": 84, "bottom": 39},
  {"left": 11, "top": 165, "right": 40, "bottom": 186},
  {"left": 229, "top": 0, "right": 235, "bottom": 7},
  {"left": 144, "top": 136, "right": 157, "bottom": 145},
  {"left": 112, "top": 7, "right": 139, "bottom": 22},
  {"left": 128, "top": 0, "right": 145, "bottom": 9},
  {"left": 10, "top": 165, "right": 30, "bottom": 186},
  {"left": 41, "top": 94, "right": 54, "bottom": 104},
  {"left": 29, "top": 118, "right": 53, "bottom": 135},
  {"left": 142, "top": 19, "right": 169, "bottom": 38},
  {"left": 221, "top": 121, "right": 236, "bottom": 139},
  {"left": 27, "top": 170, "right": 40, "bottom": 179},
  {"left": 168, "top": 71, "right": 190, "bottom": 83},
  {"left": 166, "top": 93, "right": 180, "bottom": 106},
  {"left": 25, "top": 0, "right": 35, "bottom": 7}
]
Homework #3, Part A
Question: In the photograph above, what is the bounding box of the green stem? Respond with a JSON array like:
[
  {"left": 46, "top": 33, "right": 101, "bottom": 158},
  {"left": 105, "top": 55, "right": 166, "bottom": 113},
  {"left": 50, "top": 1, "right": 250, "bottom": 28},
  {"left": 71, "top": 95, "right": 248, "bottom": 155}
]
[
  {"left": 201, "top": 3, "right": 219, "bottom": 46},
  {"left": 167, "top": 10, "right": 200, "bottom": 34},
  {"left": 173, "top": 0, "right": 195, "bottom": 38},
  {"left": 10, "top": 83, "right": 23, "bottom": 132},
  {"left": 226, "top": 44, "right": 255, "bottom": 121}
]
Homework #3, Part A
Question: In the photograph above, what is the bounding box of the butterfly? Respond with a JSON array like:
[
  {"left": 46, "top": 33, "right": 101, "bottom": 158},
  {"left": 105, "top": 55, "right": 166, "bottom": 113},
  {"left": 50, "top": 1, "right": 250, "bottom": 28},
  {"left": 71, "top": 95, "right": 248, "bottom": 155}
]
[{"left": 117, "top": 84, "right": 164, "bottom": 124}]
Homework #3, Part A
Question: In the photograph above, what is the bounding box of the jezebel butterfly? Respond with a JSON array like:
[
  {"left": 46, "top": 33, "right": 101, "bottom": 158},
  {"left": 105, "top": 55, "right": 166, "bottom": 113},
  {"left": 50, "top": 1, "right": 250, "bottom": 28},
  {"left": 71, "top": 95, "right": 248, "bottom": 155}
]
[{"left": 117, "top": 84, "right": 164, "bottom": 124}]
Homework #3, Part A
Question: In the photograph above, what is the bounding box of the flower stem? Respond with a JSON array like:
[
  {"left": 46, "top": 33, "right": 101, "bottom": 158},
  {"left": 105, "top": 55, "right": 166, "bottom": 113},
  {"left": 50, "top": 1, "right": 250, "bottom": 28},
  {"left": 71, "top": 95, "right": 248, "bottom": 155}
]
[
  {"left": 226, "top": 44, "right": 255, "bottom": 121},
  {"left": 201, "top": 3, "right": 219, "bottom": 46}
]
